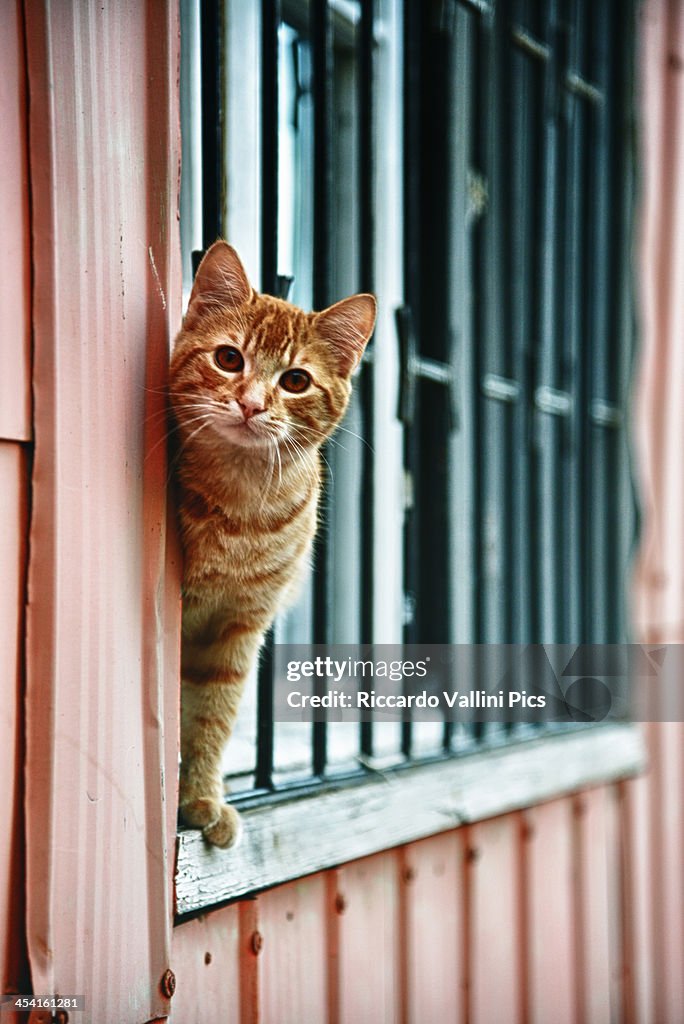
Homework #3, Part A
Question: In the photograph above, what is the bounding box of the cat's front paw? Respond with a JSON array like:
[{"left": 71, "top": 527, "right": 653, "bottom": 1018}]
[{"left": 180, "top": 797, "right": 243, "bottom": 849}]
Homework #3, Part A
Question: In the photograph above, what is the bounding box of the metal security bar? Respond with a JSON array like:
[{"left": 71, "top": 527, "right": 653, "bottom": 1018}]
[{"left": 182, "top": 0, "right": 638, "bottom": 806}]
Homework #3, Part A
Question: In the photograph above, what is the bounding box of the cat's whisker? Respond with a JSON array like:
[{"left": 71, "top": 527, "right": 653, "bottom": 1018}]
[
  {"left": 143, "top": 399, "right": 228, "bottom": 433},
  {"left": 287, "top": 432, "right": 334, "bottom": 484},
  {"left": 287, "top": 424, "right": 351, "bottom": 456},
  {"left": 256, "top": 446, "right": 273, "bottom": 513},
  {"left": 281, "top": 438, "right": 310, "bottom": 486},
  {"left": 178, "top": 415, "right": 215, "bottom": 452},
  {"left": 291, "top": 420, "right": 375, "bottom": 455},
  {"left": 144, "top": 410, "right": 218, "bottom": 463},
  {"left": 284, "top": 434, "right": 326, "bottom": 488},
  {"left": 274, "top": 441, "right": 283, "bottom": 490}
]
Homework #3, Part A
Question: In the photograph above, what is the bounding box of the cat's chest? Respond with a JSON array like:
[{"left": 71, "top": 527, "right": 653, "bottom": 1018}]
[{"left": 180, "top": 487, "right": 317, "bottom": 596}]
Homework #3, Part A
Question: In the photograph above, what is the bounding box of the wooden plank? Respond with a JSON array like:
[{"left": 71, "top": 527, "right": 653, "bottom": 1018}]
[
  {"left": 336, "top": 852, "right": 400, "bottom": 1024},
  {"left": 524, "top": 799, "right": 576, "bottom": 1024},
  {"left": 468, "top": 815, "right": 523, "bottom": 1024},
  {"left": 259, "top": 874, "right": 329, "bottom": 1024},
  {"left": 177, "top": 724, "right": 645, "bottom": 914},
  {"left": 402, "top": 833, "right": 465, "bottom": 1024},
  {"left": 0, "top": 0, "right": 31, "bottom": 442},
  {"left": 171, "top": 906, "right": 240, "bottom": 1024},
  {"left": 0, "top": 443, "right": 29, "bottom": 998}
]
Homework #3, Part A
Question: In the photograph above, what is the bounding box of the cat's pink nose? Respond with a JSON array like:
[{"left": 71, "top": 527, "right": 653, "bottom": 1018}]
[{"left": 238, "top": 399, "right": 264, "bottom": 420}]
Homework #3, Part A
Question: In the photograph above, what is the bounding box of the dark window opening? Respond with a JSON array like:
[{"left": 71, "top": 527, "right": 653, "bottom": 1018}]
[{"left": 179, "top": 0, "right": 638, "bottom": 808}]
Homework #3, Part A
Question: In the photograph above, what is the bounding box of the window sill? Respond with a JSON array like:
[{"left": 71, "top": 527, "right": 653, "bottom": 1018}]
[{"left": 175, "top": 722, "right": 645, "bottom": 916}]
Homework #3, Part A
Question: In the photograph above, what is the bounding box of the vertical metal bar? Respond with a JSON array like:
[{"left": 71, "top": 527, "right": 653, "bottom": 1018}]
[
  {"left": 477, "top": 0, "right": 508, "bottom": 647},
  {"left": 560, "top": 0, "right": 588, "bottom": 644},
  {"left": 534, "top": 0, "right": 561, "bottom": 642},
  {"left": 449, "top": 2, "right": 477, "bottom": 652},
  {"left": 469, "top": 11, "right": 486, "bottom": 655},
  {"left": 585, "top": 0, "right": 612, "bottom": 642},
  {"left": 509, "top": 0, "right": 536, "bottom": 648},
  {"left": 448, "top": 0, "right": 478, "bottom": 774},
  {"left": 254, "top": 0, "right": 282, "bottom": 792},
  {"left": 602, "top": 0, "right": 624, "bottom": 643},
  {"left": 359, "top": 0, "right": 376, "bottom": 758},
  {"left": 261, "top": 0, "right": 281, "bottom": 295},
  {"left": 200, "top": 0, "right": 223, "bottom": 248},
  {"left": 401, "top": 0, "right": 422, "bottom": 759},
  {"left": 614, "top": 0, "right": 638, "bottom": 642},
  {"left": 310, "top": 0, "right": 334, "bottom": 775},
  {"left": 254, "top": 631, "right": 275, "bottom": 790}
]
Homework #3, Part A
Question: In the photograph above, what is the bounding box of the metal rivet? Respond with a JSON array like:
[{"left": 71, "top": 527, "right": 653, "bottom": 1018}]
[
  {"left": 466, "top": 846, "right": 480, "bottom": 863},
  {"left": 251, "top": 930, "right": 264, "bottom": 955},
  {"left": 160, "top": 968, "right": 176, "bottom": 998},
  {"left": 403, "top": 867, "right": 416, "bottom": 883},
  {"left": 204, "top": 951, "right": 212, "bottom": 965},
  {"left": 335, "top": 893, "right": 347, "bottom": 914}
]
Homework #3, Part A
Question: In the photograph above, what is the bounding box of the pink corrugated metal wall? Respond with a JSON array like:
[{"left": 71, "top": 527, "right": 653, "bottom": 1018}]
[
  {"left": 0, "top": 0, "right": 681, "bottom": 1022},
  {"left": 21, "top": 2, "right": 182, "bottom": 1022},
  {"left": 0, "top": 0, "right": 31, "bottom": 1002}
]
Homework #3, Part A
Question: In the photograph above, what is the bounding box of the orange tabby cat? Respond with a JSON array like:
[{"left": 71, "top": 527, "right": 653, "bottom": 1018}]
[{"left": 170, "top": 241, "right": 376, "bottom": 847}]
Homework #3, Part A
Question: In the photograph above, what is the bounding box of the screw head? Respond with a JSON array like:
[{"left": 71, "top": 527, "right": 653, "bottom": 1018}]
[
  {"left": 161, "top": 968, "right": 176, "bottom": 998},
  {"left": 335, "top": 893, "right": 347, "bottom": 914},
  {"left": 251, "top": 930, "right": 264, "bottom": 955}
]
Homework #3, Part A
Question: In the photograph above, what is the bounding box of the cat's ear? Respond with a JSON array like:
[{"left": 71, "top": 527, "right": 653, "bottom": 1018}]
[
  {"left": 184, "top": 241, "right": 253, "bottom": 328},
  {"left": 313, "top": 294, "right": 377, "bottom": 374}
]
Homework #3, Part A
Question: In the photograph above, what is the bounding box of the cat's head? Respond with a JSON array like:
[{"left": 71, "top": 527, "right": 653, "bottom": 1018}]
[{"left": 170, "top": 242, "right": 376, "bottom": 452}]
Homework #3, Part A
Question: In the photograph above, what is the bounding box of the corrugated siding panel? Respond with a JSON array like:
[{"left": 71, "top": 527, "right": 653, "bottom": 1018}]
[
  {"left": 259, "top": 874, "right": 329, "bottom": 1024},
  {"left": 336, "top": 853, "right": 400, "bottom": 1024},
  {"left": 648, "top": 722, "right": 684, "bottom": 1022},
  {"left": 632, "top": 1, "right": 684, "bottom": 1020},
  {"left": 402, "top": 834, "right": 465, "bottom": 1024},
  {"left": 634, "top": 0, "right": 684, "bottom": 636},
  {"left": 0, "top": 444, "right": 29, "bottom": 999},
  {"left": 524, "top": 800, "right": 576, "bottom": 1024},
  {"left": 22, "top": 3, "right": 181, "bottom": 1022},
  {"left": 0, "top": 0, "right": 31, "bottom": 443},
  {"left": 467, "top": 817, "right": 523, "bottom": 1024},
  {"left": 620, "top": 773, "right": 654, "bottom": 1024},
  {"left": 171, "top": 906, "right": 240, "bottom": 1024},
  {"left": 0, "top": 0, "right": 31, "bottom": 1001},
  {"left": 575, "top": 787, "right": 615, "bottom": 1024}
]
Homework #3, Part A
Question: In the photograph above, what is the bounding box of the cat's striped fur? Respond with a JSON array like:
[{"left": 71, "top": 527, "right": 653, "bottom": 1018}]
[{"left": 170, "top": 242, "right": 376, "bottom": 847}]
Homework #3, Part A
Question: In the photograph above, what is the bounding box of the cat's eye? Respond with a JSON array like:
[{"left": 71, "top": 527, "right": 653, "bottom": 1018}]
[
  {"left": 279, "top": 369, "right": 311, "bottom": 394},
  {"left": 215, "top": 346, "right": 244, "bottom": 372}
]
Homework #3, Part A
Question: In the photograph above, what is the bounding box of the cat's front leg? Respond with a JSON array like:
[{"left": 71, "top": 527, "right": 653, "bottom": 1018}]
[
  {"left": 179, "top": 623, "right": 264, "bottom": 848},
  {"left": 179, "top": 678, "right": 246, "bottom": 847}
]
